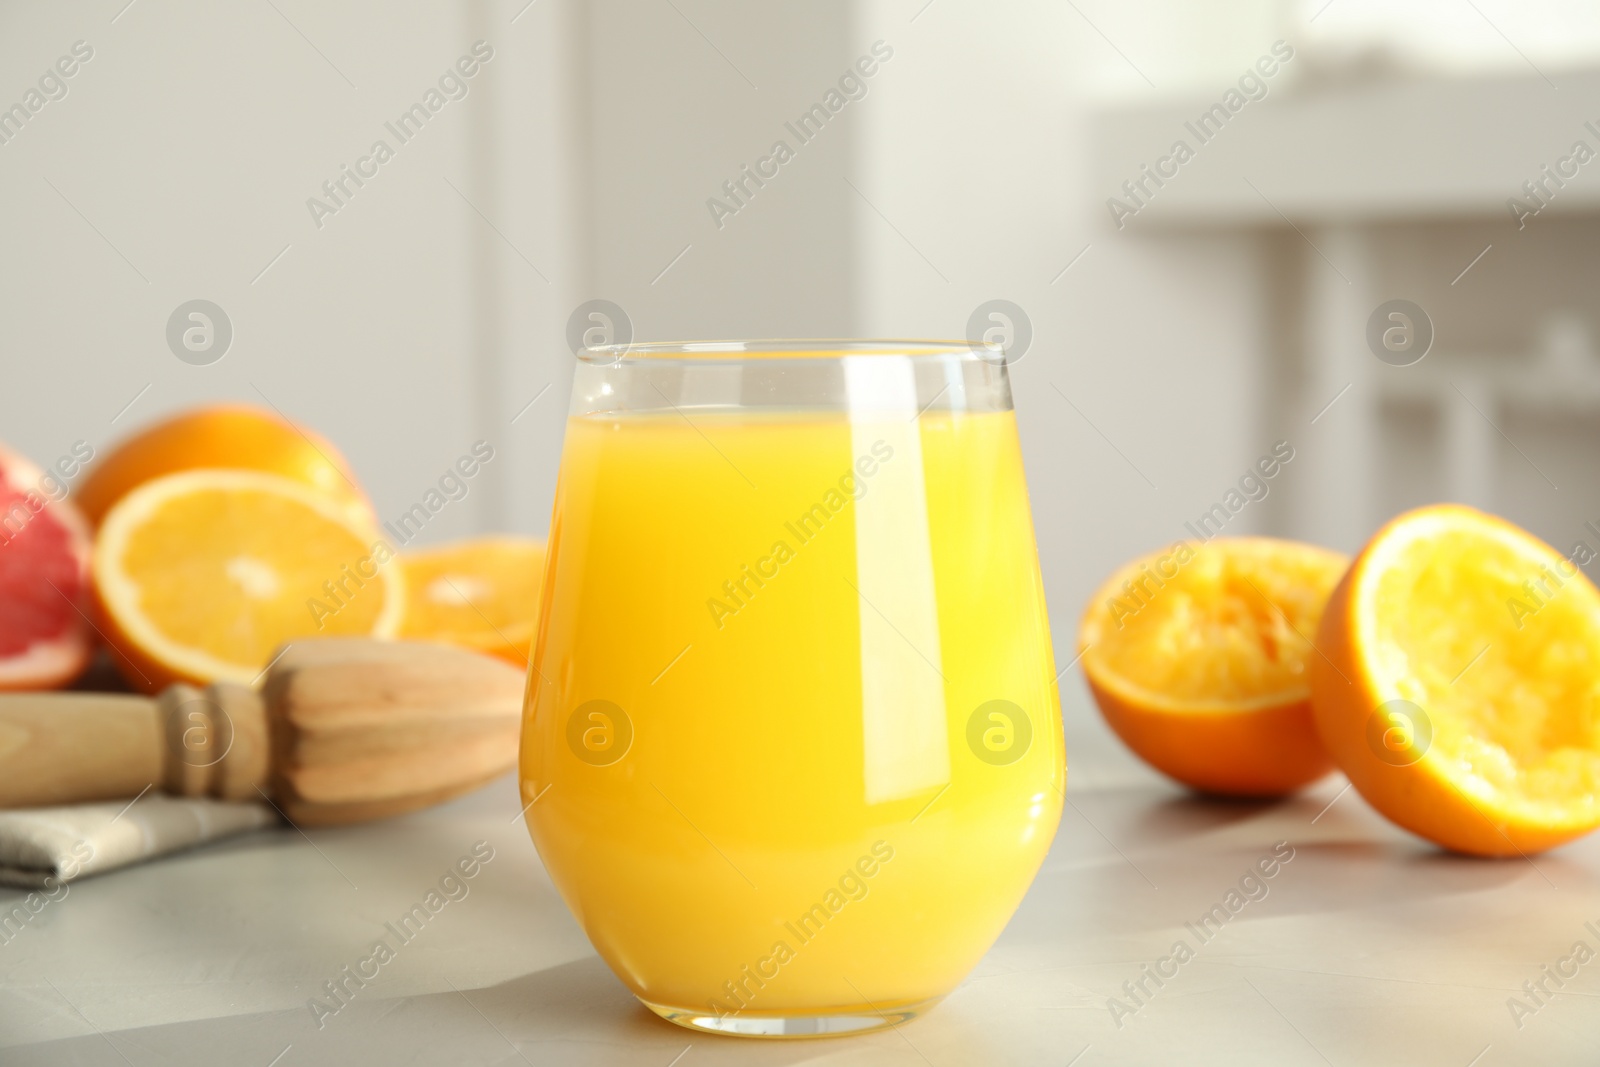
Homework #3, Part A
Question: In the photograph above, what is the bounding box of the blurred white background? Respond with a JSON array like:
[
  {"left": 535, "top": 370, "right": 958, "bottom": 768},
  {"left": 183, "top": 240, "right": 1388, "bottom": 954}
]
[{"left": 6, "top": 0, "right": 1600, "bottom": 777}]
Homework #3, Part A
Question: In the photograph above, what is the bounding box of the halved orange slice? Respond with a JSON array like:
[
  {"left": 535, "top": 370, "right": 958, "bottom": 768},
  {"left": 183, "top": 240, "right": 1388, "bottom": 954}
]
[
  {"left": 397, "top": 536, "right": 545, "bottom": 666},
  {"left": 1080, "top": 537, "right": 1350, "bottom": 796},
  {"left": 1312, "top": 504, "right": 1600, "bottom": 856},
  {"left": 93, "top": 470, "right": 402, "bottom": 692}
]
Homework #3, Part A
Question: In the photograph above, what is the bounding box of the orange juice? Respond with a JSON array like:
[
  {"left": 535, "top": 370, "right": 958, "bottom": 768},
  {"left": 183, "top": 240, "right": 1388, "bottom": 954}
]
[{"left": 521, "top": 405, "right": 1063, "bottom": 1029}]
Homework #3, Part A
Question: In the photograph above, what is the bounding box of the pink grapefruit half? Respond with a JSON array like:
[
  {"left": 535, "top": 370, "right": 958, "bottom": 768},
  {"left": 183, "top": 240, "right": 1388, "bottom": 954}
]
[{"left": 0, "top": 443, "right": 93, "bottom": 690}]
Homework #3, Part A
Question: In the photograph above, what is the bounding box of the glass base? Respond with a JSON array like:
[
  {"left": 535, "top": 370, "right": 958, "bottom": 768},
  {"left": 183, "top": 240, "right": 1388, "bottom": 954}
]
[{"left": 641, "top": 995, "right": 936, "bottom": 1039}]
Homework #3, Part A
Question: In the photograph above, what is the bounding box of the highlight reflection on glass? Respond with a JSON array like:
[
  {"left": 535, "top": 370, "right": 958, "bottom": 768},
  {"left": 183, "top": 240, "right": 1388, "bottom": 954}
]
[{"left": 520, "top": 341, "right": 1064, "bottom": 1038}]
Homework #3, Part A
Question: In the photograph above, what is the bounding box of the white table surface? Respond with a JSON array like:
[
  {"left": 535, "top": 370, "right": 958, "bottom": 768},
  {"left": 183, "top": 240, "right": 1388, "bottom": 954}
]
[{"left": 3, "top": 688, "right": 1597, "bottom": 1067}]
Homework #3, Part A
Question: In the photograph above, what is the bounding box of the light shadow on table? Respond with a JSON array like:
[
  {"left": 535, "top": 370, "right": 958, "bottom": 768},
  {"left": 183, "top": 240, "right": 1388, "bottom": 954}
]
[
  {"left": 1122, "top": 790, "right": 1288, "bottom": 844},
  {"left": 4, "top": 956, "right": 917, "bottom": 1067}
]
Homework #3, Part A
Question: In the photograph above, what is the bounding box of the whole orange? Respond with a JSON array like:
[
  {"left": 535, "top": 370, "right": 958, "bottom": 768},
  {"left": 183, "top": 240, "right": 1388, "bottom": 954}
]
[{"left": 77, "top": 404, "right": 371, "bottom": 528}]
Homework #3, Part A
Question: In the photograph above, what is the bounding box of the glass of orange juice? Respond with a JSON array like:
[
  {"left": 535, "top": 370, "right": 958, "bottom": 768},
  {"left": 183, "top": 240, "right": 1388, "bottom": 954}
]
[{"left": 520, "top": 340, "right": 1063, "bottom": 1037}]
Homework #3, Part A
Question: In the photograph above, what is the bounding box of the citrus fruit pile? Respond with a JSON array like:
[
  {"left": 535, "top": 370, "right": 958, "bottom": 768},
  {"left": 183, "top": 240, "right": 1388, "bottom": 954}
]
[
  {"left": 1081, "top": 506, "right": 1600, "bottom": 857},
  {"left": 0, "top": 405, "right": 544, "bottom": 694}
]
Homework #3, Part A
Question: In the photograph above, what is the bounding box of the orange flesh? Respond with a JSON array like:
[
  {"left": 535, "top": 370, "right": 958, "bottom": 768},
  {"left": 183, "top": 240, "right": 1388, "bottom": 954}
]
[
  {"left": 398, "top": 537, "right": 545, "bottom": 662},
  {"left": 95, "top": 471, "right": 398, "bottom": 687},
  {"left": 1363, "top": 519, "right": 1600, "bottom": 818},
  {"left": 1086, "top": 539, "right": 1349, "bottom": 710}
]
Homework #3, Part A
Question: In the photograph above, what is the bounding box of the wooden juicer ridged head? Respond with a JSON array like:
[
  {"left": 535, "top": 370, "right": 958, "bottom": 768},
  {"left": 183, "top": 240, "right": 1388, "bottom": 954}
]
[{"left": 260, "top": 638, "right": 527, "bottom": 824}]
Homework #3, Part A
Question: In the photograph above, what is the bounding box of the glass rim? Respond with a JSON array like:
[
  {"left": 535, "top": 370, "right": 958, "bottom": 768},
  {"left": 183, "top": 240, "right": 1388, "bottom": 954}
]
[{"left": 577, "top": 338, "right": 1002, "bottom": 364}]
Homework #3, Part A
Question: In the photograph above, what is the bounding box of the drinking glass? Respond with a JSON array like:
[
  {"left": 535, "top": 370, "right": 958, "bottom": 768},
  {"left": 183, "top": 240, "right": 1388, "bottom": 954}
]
[{"left": 520, "top": 340, "right": 1063, "bottom": 1037}]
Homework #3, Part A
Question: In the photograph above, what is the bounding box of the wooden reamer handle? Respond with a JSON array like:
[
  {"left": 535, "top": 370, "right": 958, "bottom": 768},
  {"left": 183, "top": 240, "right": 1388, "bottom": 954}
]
[{"left": 0, "top": 683, "right": 270, "bottom": 808}]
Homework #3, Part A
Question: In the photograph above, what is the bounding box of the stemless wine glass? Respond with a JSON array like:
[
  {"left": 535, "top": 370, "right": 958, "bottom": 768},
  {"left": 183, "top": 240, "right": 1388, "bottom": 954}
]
[{"left": 519, "top": 340, "right": 1064, "bottom": 1038}]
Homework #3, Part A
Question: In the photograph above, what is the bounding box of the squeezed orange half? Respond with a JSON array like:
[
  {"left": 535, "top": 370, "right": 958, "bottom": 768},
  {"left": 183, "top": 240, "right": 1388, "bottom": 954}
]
[
  {"left": 1313, "top": 505, "right": 1600, "bottom": 856},
  {"left": 1081, "top": 537, "right": 1348, "bottom": 796}
]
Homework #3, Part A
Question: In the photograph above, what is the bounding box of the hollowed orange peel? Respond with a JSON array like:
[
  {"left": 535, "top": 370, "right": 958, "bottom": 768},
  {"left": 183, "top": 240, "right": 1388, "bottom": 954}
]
[
  {"left": 1311, "top": 504, "right": 1600, "bottom": 857},
  {"left": 1079, "top": 537, "right": 1349, "bottom": 797}
]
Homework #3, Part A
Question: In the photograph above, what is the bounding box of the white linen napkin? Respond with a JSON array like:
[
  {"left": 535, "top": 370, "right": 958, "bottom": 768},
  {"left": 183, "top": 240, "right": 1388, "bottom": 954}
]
[{"left": 0, "top": 795, "right": 277, "bottom": 888}]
